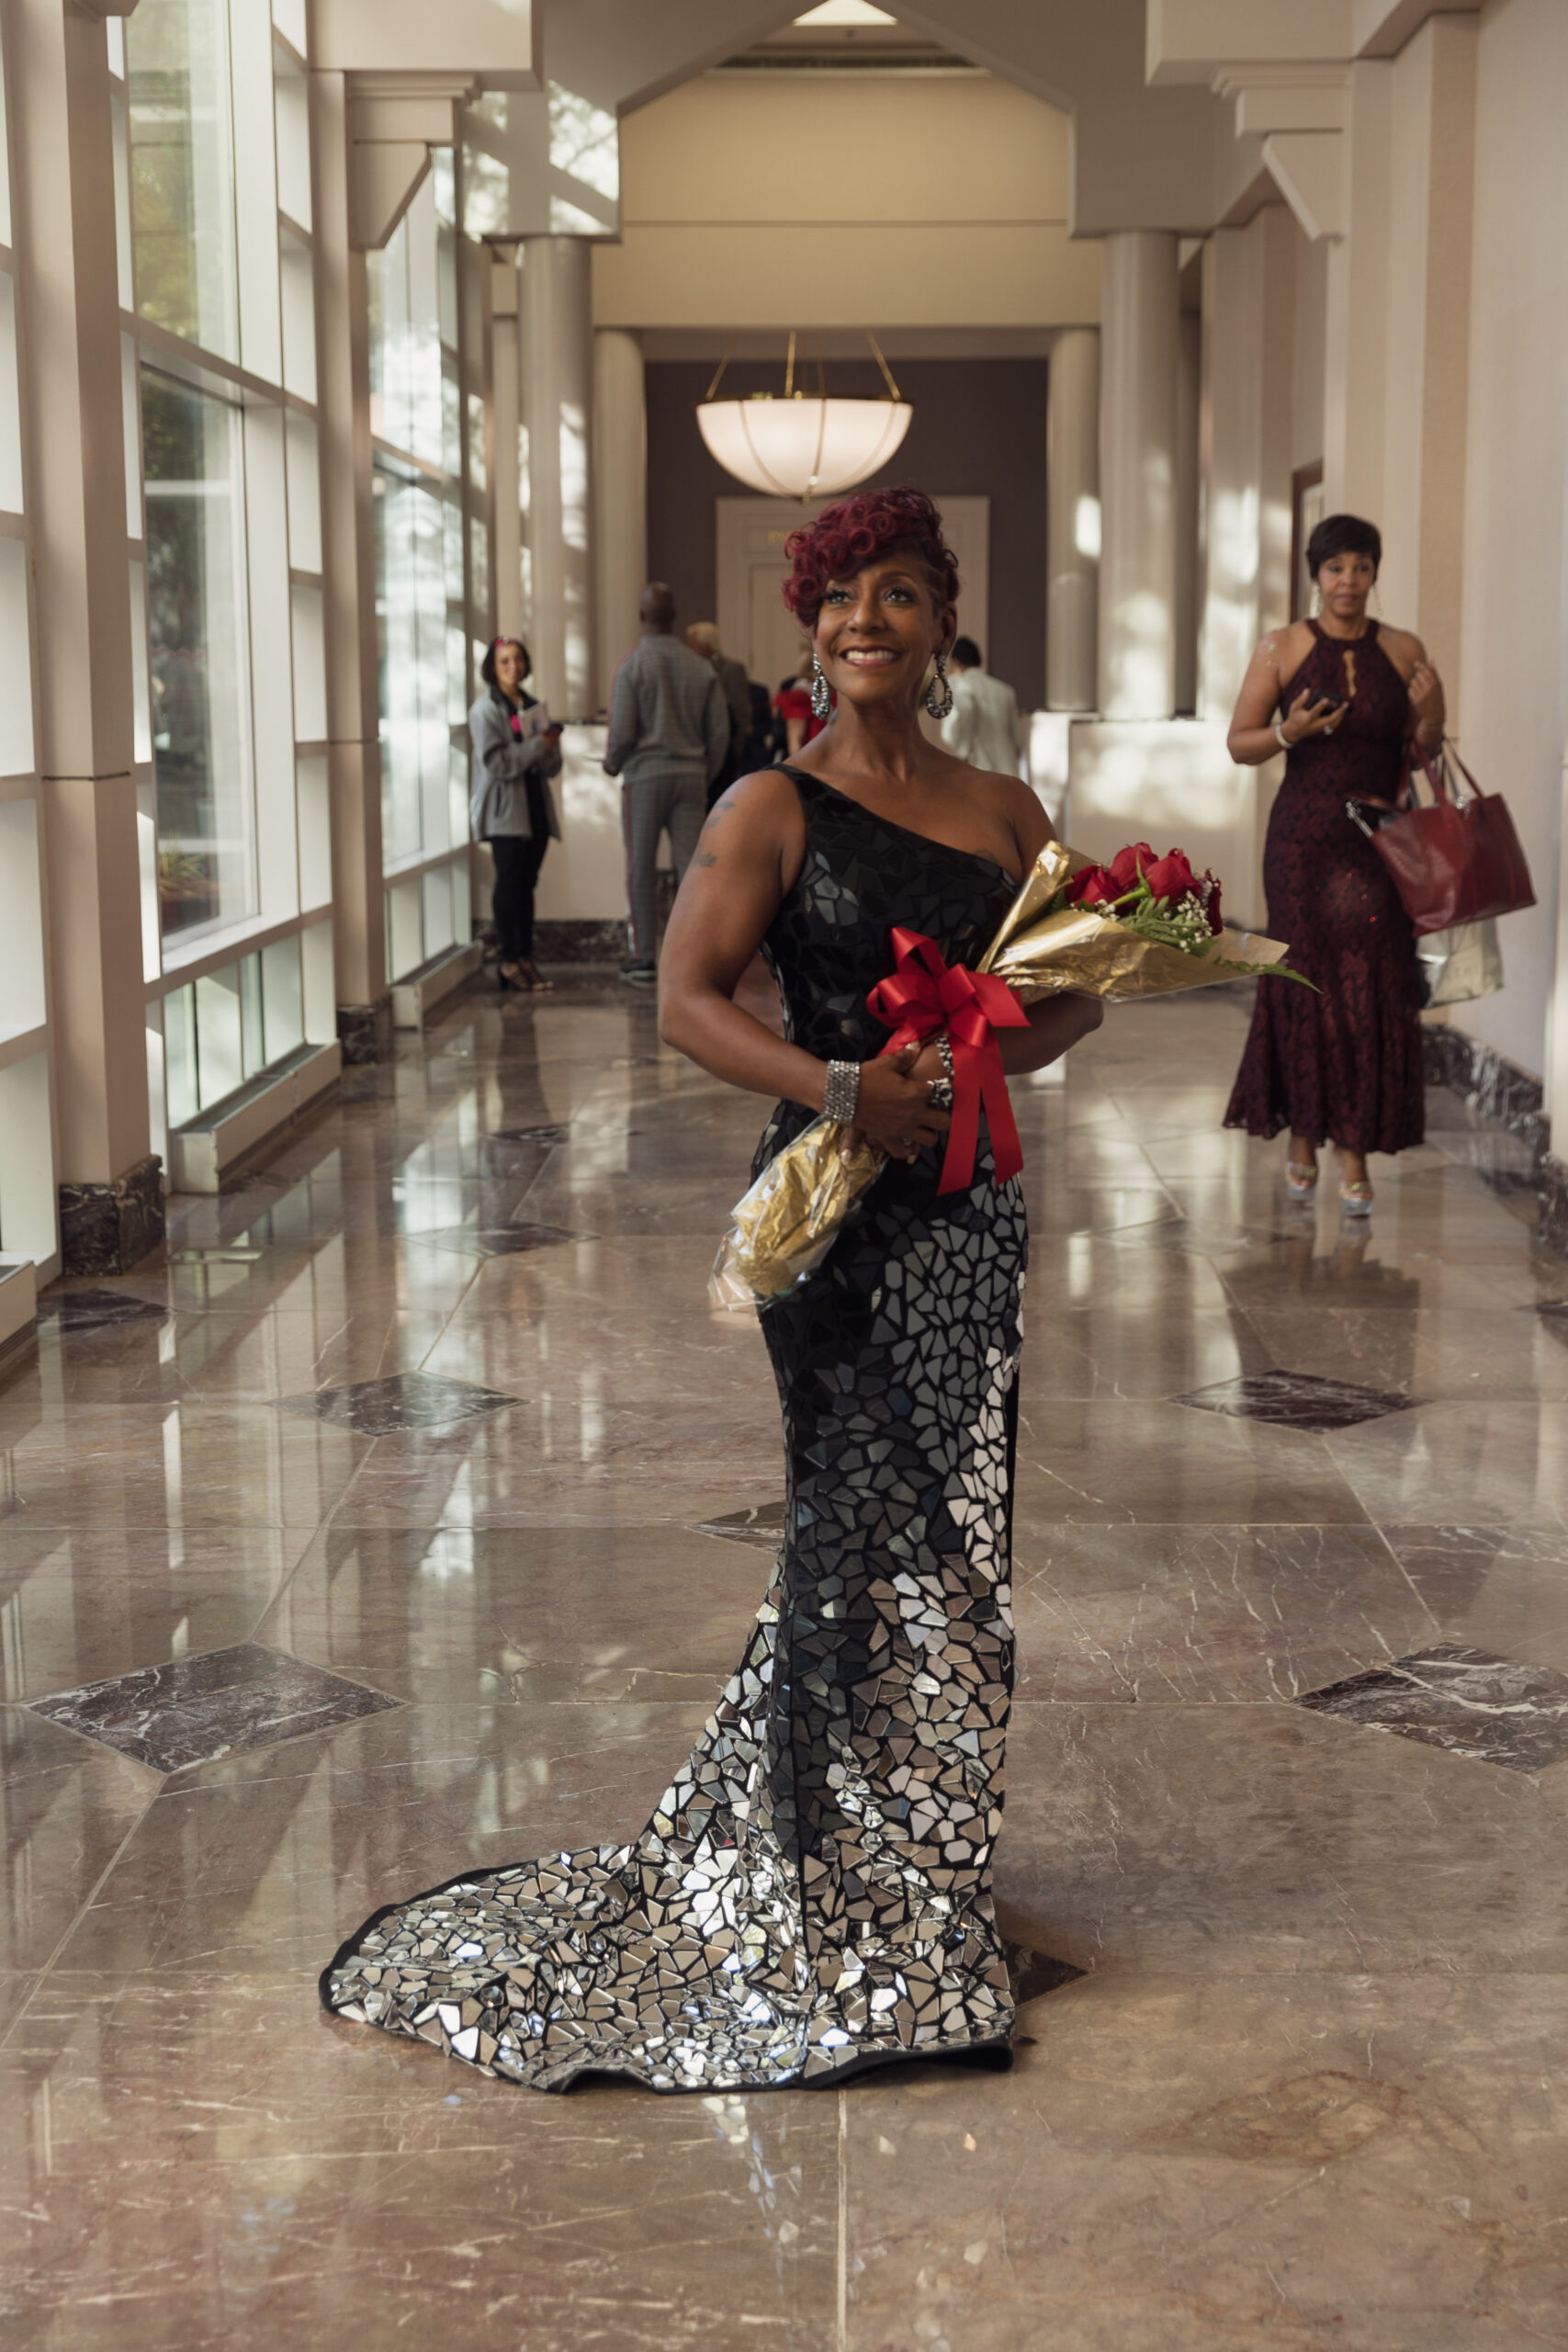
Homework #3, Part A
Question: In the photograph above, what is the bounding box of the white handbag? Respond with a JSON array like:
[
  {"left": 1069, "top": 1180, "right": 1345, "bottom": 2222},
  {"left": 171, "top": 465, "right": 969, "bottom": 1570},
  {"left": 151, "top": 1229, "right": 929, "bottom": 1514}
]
[{"left": 1417, "top": 917, "right": 1504, "bottom": 1007}]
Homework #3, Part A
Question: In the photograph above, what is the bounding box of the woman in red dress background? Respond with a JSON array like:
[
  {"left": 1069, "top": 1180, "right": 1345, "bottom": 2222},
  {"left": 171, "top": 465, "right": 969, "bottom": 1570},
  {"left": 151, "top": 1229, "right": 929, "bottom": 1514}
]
[{"left": 1224, "top": 513, "right": 1447, "bottom": 1212}]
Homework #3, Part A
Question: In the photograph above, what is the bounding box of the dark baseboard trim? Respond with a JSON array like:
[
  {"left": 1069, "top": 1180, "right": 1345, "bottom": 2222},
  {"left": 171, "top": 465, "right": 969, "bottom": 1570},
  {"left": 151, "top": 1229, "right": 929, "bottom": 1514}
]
[
  {"left": 337, "top": 998, "right": 393, "bottom": 1065},
  {"left": 1422, "top": 1023, "right": 1548, "bottom": 1151},
  {"left": 60, "top": 1153, "right": 165, "bottom": 1275},
  {"left": 534, "top": 919, "right": 626, "bottom": 965},
  {"left": 1419, "top": 1022, "right": 1568, "bottom": 1254}
]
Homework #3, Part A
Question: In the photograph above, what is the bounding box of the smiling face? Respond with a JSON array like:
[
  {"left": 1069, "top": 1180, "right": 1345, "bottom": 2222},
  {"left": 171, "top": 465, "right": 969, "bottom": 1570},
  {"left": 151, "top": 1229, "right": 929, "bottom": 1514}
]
[
  {"left": 1315, "top": 547, "right": 1378, "bottom": 625},
  {"left": 494, "top": 640, "right": 526, "bottom": 696},
  {"left": 814, "top": 548, "right": 954, "bottom": 712}
]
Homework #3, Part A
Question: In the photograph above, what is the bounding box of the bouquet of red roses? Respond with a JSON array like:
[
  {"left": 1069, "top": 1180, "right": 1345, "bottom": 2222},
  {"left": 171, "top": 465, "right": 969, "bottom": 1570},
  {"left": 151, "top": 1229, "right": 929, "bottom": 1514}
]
[{"left": 710, "top": 835, "right": 1307, "bottom": 1307}]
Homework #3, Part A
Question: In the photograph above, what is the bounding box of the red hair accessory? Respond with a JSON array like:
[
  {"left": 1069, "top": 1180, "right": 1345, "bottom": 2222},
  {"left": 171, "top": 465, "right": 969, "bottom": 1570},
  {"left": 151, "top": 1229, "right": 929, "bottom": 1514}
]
[{"left": 866, "top": 928, "right": 1028, "bottom": 1195}]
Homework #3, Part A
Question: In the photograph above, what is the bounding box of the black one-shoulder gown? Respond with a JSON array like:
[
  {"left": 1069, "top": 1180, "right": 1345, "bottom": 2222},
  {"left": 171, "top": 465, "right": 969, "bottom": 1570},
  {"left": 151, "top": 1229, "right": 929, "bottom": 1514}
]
[{"left": 321, "top": 769, "right": 1028, "bottom": 2090}]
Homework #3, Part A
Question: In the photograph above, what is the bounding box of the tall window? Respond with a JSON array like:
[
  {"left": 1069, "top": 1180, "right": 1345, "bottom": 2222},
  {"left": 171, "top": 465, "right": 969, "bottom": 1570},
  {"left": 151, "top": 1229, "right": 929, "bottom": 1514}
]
[
  {"left": 0, "top": 2, "right": 56, "bottom": 1269},
  {"left": 118, "top": 0, "right": 335, "bottom": 1159},
  {"left": 142, "top": 370, "right": 254, "bottom": 941},
  {"left": 125, "top": 0, "right": 240, "bottom": 359},
  {"left": 368, "top": 161, "right": 488, "bottom": 982}
]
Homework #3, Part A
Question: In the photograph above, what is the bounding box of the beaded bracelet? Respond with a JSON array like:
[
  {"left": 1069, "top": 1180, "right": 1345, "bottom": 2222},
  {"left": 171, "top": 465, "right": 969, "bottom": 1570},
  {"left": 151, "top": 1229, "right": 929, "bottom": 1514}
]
[{"left": 823, "top": 1059, "right": 861, "bottom": 1124}]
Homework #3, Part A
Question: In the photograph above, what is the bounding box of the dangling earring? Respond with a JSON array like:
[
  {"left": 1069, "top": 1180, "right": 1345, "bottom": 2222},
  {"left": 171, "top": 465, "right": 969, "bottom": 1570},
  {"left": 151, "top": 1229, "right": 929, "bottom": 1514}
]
[
  {"left": 923, "top": 649, "right": 953, "bottom": 720},
  {"left": 1312, "top": 583, "right": 1323, "bottom": 617},
  {"left": 809, "top": 653, "right": 831, "bottom": 721},
  {"left": 1371, "top": 582, "right": 1383, "bottom": 616}
]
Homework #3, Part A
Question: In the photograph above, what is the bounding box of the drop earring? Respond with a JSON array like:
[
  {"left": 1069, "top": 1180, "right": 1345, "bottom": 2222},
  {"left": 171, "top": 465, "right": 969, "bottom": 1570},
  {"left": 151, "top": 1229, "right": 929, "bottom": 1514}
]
[
  {"left": 923, "top": 649, "right": 953, "bottom": 720},
  {"left": 1312, "top": 583, "right": 1323, "bottom": 617},
  {"left": 810, "top": 653, "right": 831, "bottom": 721},
  {"left": 1371, "top": 582, "right": 1383, "bottom": 616}
]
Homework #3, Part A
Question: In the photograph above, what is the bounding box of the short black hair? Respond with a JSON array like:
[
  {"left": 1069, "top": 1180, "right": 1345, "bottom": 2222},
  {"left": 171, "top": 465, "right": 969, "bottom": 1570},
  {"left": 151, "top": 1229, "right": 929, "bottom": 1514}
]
[
  {"left": 951, "top": 635, "right": 982, "bottom": 668},
  {"left": 481, "top": 636, "right": 529, "bottom": 688},
  {"left": 1305, "top": 513, "right": 1382, "bottom": 579}
]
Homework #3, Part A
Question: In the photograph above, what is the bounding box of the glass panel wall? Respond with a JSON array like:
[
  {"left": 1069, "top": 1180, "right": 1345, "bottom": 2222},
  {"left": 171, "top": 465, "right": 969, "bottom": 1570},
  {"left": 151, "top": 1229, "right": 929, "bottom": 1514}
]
[
  {"left": 143, "top": 368, "right": 254, "bottom": 942},
  {"left": 0, "top": 5, "right": 58, "bottom": 1267},
  {"left": 367, "top": 161, "right": 491, "bottom": 982},
  {"left": 125, "top": 0, "right": 240, "bottom": 359},
  {"left": 118, "top": 0, "right": 335, "bottom": 1148}
]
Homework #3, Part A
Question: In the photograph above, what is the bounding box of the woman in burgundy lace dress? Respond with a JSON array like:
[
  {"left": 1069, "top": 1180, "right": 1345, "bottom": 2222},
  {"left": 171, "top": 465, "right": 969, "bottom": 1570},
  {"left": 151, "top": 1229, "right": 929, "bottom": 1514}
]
[{"left": 1224, "top": 514, "right": 1447, "bottom": 1211}]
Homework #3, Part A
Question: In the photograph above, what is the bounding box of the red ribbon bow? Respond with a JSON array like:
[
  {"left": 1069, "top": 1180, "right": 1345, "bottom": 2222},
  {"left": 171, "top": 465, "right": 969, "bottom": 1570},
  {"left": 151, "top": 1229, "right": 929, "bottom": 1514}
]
[{"left": 865, "top": 927, "right": 1029, "bottom": 1195}]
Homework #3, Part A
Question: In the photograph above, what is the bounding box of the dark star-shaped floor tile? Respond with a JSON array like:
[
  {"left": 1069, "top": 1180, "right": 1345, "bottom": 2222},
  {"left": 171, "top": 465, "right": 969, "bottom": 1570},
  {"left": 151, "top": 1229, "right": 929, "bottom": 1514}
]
[
  {"left": 40, "top": 1289, "right": 168, "bottom": 1331},
  {"left": 278, "top": 1371, "right": 518, "bottom": 1432},
  {"left": 696, "top": 1499, "right": 789, "bottom": 1553},
  {"left": 423, "top": 1225, "right": 580, "bottom": 1256},
  {"left": 1002, "top": 1939, "right": 1085, "bottom": 2005},
  {"left": 1298, "top": 1644, "right": 1568, "bottom": 1771},
  {"left": 1177, "top": 1369, "right": 1413, "bottom": 1431},
  {"left": 29, "top": 1642, "right": 398, "bottom": 1773}
]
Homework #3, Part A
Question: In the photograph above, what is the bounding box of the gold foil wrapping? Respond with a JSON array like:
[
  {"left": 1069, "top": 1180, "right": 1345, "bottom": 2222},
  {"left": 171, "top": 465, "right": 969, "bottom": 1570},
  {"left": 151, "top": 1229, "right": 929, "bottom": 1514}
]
[
  {"left": 710, "top": 1116, "right": 886, "bottom": 1309},
  {"left": 710, "top": 839, "right": 1294, "bottom": 1309},
  {"left": 977, "top": 839, "right": 1292, "bottom": 1002}
]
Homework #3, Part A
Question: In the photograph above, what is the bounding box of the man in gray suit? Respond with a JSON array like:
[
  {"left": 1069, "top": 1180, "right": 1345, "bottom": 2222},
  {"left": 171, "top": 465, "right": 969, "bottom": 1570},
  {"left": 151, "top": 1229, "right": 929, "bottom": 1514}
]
[{"left": 604, "top": 583, "right": 728, "bottom": 986}]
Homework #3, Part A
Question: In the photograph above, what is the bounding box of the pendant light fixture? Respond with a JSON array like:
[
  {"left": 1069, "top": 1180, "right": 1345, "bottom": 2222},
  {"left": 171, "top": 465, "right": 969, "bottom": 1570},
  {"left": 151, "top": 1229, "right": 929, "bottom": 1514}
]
[{"left": 696, "top": 332, "right": 913, "bottom": 502}]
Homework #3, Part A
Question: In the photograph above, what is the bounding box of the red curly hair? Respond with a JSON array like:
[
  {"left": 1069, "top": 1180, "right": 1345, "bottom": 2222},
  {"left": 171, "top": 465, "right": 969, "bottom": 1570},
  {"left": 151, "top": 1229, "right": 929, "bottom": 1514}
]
[{"left": 782, "top": 484, "right": 960, "bottom": 633}]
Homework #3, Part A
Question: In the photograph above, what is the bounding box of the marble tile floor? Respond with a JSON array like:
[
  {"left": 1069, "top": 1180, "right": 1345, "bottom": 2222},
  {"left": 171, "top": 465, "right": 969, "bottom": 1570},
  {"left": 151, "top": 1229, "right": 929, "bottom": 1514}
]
[{"left": 6, "top": 978, "right": 1568, "bottom": 2347}]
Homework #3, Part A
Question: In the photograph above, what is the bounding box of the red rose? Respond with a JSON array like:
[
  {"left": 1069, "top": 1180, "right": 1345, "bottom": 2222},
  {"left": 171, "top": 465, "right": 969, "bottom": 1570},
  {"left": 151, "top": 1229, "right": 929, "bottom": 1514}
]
[
  {"left": 1068, "top": 865, "right": 1117, "bottom": 908},
  {"left": 1144, "top": 849, "right": 1200, "bottom": 905},
  {"left": 1201, "top": 871, "right": 1224, "bottom": 934},
  {"left": 1106, "top": 842, "right": 1156, "bottom": 893}
]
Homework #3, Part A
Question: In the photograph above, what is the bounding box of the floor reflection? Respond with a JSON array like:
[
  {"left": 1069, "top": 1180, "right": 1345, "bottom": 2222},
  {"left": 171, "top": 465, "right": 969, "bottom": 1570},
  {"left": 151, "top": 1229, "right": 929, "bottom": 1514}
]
[{"left": 4, "top": 977, "right": 1568, "bottom": 2347}]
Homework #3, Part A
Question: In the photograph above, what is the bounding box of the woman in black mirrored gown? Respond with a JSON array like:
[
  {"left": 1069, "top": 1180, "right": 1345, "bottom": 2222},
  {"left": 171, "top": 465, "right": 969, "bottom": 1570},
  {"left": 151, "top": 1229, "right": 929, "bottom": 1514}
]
[{"left": 321, "top": 486, "right": 1103, "bottom": 2092}]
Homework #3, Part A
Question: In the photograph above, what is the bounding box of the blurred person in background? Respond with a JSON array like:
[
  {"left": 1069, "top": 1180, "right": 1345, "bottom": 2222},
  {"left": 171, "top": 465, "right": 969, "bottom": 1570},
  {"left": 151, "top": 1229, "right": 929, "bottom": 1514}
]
[
  {"left": 1224, "top": 512, "right": 1445, "bottom": 1213},
  {"left": 774, "top": 645, "right": 828, "bottom": 759},
  {"left": 687, "top": 621, "right": 752, "bottom": 807},
  {"left": 604, "top": 582, "right": 728, "bottom": 986},
  {"left": 468, "top": 636, "right": 562, "bottom": 994},
  {"left": 942, "top": 636, "right": 1029, "bottom": 780}
]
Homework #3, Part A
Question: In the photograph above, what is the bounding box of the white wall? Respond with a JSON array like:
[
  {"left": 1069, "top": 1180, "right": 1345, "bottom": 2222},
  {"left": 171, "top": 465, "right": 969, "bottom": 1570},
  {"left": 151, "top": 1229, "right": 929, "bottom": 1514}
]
[
  {"left": 594, "top": 71, "right": 1100, "bottom": 329},
  {"left": 1451, "top": 0, "right": 1568, "bottom": 1092}
]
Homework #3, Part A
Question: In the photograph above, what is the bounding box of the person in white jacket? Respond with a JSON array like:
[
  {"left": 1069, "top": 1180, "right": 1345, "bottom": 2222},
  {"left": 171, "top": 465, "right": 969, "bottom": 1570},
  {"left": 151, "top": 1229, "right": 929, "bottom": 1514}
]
[{"left": 941, "top": 635, "right": 1029, "bottom": 780}]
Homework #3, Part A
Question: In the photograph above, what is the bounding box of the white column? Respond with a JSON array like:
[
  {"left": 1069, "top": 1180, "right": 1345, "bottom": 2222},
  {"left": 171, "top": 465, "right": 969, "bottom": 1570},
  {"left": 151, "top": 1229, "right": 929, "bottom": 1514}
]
[
  {"left": 312, "top": 72, "right": 388, "bottom": 1056},
  {"left": 1198, "top": 206, "right": 1299, "bottom": 724},
  {"left": 1045, "top": 327, "right": 1099, "bottom": 711},
  {"left": 14, "top": 0, "right": 156, "bottom": 1266},
  {"left": 1174, "top": 308, "right": 1201, "bottom": 715},
  {"left": 1098, "top": 231, "right": 1180, "bottom": 720},
  {"left": 520, "top": 235, "right": 594, "bottom": 720},
  {"left": 592, "top": 328, "right": 647, "bottom": 714},
  {"left": 490, "top": 252, "right": 523, "bottom": 638}
]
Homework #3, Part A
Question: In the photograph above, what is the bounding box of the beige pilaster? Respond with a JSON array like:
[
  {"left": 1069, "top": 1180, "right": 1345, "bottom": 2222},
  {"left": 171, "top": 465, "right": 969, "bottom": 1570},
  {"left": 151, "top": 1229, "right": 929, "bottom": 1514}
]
[
  {"left": 1174, "top": 306, "right": 1201, "bottom": 713},
  {"left": 592, "top": 327, "right": 647, "bottom": 714},
  {"left": 1098, "top": 231, "right": 1180, "bottom": 719},
  {"left": 520, "top": 235, "right": 594, "bottom": 721},
  {"left": 312, "top": 69, "right": 389, "bottom": 1055},
  {"left": 1323, "top": 61, "right": 1392, "bottom": 524},
  {"left": 1199, "top": 203, "right": 1299, "bottom": 723},
  {"left": 1375, "top": 14, "right": 1476, "bottom": 667},
  {"left": 1044, "top": 326, "right": 1099, "bottom": 712},
  {"left": 13, "top": 0, "right": 157, "bottom": 1265}
]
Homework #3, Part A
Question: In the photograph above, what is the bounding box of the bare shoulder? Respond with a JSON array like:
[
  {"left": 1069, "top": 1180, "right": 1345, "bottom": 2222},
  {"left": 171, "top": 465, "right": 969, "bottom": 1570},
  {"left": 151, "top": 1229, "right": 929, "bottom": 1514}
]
[
  {"left": 1375, "top": 623, "right": 1425, "bottom": 676},
  {"left": 1256, "top": 619, "right": 1313, "bottom": 676},
  {"left": 691, "top": 765, "right": 805, "bottom": 869},
  {"left": 968, "top": 768, "right": 1052, "bottom": 866}
]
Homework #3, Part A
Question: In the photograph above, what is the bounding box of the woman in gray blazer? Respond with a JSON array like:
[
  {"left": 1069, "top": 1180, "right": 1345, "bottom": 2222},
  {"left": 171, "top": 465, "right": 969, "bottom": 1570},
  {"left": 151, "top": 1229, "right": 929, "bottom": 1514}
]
[{"left": 469, "top": 638, "right": 563, "bottom": 992}]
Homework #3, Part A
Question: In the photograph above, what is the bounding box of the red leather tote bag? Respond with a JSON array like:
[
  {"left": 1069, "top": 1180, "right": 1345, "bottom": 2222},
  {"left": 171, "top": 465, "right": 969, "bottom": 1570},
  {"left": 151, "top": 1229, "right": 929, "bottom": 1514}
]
[{"left": 1369, "top": 741, "right": 1536, "bottom": 936}]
